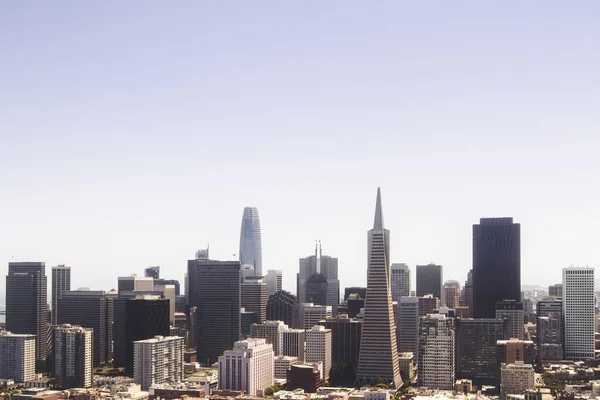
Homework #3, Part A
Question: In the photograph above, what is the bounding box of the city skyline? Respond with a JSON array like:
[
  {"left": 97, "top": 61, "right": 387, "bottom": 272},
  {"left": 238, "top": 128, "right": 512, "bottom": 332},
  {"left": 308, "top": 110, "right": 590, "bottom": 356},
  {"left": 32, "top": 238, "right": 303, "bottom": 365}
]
[{"left": 1, "top": 2, "right": 600, "bottom": 299}]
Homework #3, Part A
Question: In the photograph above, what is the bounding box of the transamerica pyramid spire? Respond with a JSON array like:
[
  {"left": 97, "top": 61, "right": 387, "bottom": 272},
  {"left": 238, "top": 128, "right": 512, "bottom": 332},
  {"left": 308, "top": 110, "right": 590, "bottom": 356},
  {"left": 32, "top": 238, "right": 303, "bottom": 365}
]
[{"left": 356, "top": 188, "right": 402, "bottom": 387}]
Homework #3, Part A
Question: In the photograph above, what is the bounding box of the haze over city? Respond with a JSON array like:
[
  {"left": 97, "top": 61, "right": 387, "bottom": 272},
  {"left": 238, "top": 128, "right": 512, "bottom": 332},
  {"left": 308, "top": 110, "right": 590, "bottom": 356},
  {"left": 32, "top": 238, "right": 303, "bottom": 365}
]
[{"left": 1, "top": 1, "right": 600, "bottom": 298}]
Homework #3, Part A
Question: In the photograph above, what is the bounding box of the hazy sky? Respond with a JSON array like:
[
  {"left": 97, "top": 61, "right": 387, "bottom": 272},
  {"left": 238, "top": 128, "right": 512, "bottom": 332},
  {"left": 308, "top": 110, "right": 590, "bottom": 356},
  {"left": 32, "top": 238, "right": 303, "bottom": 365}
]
[{"left": 1, "top": 1, "right": 599, "bottom": 301}]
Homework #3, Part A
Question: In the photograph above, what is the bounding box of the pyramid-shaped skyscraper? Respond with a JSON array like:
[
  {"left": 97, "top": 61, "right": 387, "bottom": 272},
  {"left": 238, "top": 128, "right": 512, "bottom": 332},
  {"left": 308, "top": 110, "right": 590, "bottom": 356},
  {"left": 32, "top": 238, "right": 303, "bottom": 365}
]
[{"left": 356, "top": 188, "right": 401, "bottom": 387}]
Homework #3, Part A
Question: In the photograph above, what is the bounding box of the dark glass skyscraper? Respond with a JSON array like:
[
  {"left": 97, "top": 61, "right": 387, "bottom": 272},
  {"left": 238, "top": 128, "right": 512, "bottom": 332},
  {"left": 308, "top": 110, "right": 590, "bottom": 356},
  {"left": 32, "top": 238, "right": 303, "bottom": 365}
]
[
  {"left": 473, "top": 218, "right": 521, "bottom": 318},
  {"left": 416, "top": 264, "right": 443, "bottom": 300},
  {"left": 266, "top": 290, "right": 299, "bottom": 328},
  {"left": 6, "top": 262, "right": 48, "bottom": 371},
  {"left": 187, "top": 259, "right": 241, "bottom": 365}
]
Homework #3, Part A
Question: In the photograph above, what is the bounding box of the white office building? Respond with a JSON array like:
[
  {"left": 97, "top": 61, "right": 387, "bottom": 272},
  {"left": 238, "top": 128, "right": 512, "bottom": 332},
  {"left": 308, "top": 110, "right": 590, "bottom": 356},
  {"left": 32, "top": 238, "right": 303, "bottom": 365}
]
[
  {"left": 266, "top": 270, "right": 283, "bottom": 298},
  {"left": 218, "top": 338, "right": 274, "bottom": 395},
  {"left": 53, "top": 324, "right": 93, "bottom": 388},
  {"left": 391, "top": 263, "right": 411, "bottom": 302},
  {"left": 417, "top": 314, "right": 455, "bottom": 390},
  {"left": 305, "top": 325, "right": 332, "bottom": 380},
  {"left": 0, "top": 331, "right": 36, "bottom": 383},
  {"left": 300, "top": 303, "right": 332, "bottom": 330},
  {"left": 563, "top": 267, "right": 595, "bottom": 359},
  {"left": 134, "top": 336, "right": 184, "bottom": 391},
  {"left": 250, "top": 320, "right": 288, "bottom": 356},
  {"left": 274, "top": 355, "right": 298, "bottom": 379},
  {"left": 282, "top": 329, "right": 306, "bottom": 362}
]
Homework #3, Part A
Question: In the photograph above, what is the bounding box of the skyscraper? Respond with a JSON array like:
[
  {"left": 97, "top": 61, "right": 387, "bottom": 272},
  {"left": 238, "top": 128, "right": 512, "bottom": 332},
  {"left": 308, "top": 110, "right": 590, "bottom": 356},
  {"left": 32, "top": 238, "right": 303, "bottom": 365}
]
[
  {"left": 460, "top": 270, "right": 474, "bottom": 317},
  {"left": 322, "top": 315, "right": 362, "bottom": 371},
  {"left": 52, "top": 324, "right": 93, "bottom": 388},
  {"left": 495, "top": 300, "right": 524, "bottom": 339},
  {"left": 536, "top": 298, "right": 563, "bottom": 364},
  {"left": 305, "top": 325, "right": 332, "bottom": 380},
  {"left": 563, "top": 267, "right": 595, "bottom": 360},
  {"left": 548, "top": 283, "right": 562, "bottom": 298},
  {"left": 417, "top": 314, "right": 455, "bottom": 390},
  {"left": 356, "top": 188, "right": 401, "bottom": 387},
  {"left": 391, "top": 263, "right": 411, "bottom": 302},
  {"left": 265, "top": 270, "right": 283, "bottom": 297},
  {"left": 443, "top": 280, "right": 461, "bottom": 309},
  {"left": 298, "top": 245, "right": 340, "bottom": 313},
  {"left": 241, "top": 276, "right": 267, "bottom": 324},
  {"left": 240, "top": 207, "right": 263, "bottom": 275},
  {"left": 6, "top": 262, "right": 48, "bottom": 371},
  {"left": 51, "top": 265, "right": 71, "bottom": 325},
  {"left": 416, "top": 264, "right": 443, "bottom": 301},
  {"left": 473, "top": 218, "right": 521, "bottom": 318},
  {"left": 397, "top": 297, "right": 419, "bottom": 357},
  {"left": 187, "top": 259, "right": 241, "bottom": 365},
  {"left": 134, "top": 335, "right": 184, "bottom": 391}
]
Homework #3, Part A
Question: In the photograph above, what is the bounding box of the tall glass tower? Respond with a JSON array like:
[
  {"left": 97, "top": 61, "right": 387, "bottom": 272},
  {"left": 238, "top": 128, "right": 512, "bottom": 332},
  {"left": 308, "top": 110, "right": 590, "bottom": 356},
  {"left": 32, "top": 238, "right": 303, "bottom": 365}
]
[{"left": 239, "top": 207, "right": 263, "bottom": 276}]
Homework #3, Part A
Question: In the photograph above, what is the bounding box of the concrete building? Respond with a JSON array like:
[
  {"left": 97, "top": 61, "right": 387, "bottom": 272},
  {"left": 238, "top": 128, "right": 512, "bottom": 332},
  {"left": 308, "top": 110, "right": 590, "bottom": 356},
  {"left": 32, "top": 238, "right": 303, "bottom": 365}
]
[
  {"left": 300, "top": 304, "right": 331, "bottom": 330},
  {"left": 500, "top": 362, "right": 535, "bottom": 398},
  {"left": 418, "top": 295, "right": 440, "bottom": 317},
  {"left": 266, "top": 270, "right": 283, "bottom": 298},
  {"left": 267, "top": 291, "right": 299, "bottom": 329},
  {"left": 282, "top": 329, "right": 306, "bottom": 362},
  {"left": 496, "top": 300, "right": 524, "bottom": 339},
  {"left": 305, "top": 325, "right": 332, "bottom": 380},
  {"left": 417, "top": 314, "right": 455, "bottom": 390},
  {"left": 391, "top": 264, "right": 411, "bottom": 302},
  {"left": 356, "top": 188, "right": 401, "bottom": 388},
  {"left": 274, "top": 355, "right": 298, "bottom": 379},
  {"left": 51, "top": 265, "right": 71, "bottom": 325},
  {"left": 397, "top": 297, "right": 419, "bottom": 357},
  {"left": 239, "top": 207, "right": 263, "bottom": 276},
  {"left": 118, "top": 276, "right": 154, "bottom": 295},
  {"left": 52, "top": 324, "right": 93, "bottom": 388},
  {"left": 443, "top": 281, "right": 461, "bottom": 309},
  {"left": 250, "top": 320, "right": 288, "bottom": 355},
  {"left": 398, "top": 352, "right": 416, "bottom": 382},
  {"left": 58, "top": 290, "right": 113, "bottom": 366},
  {"left": 133, "top": 336, "right": 184, "bottom": 391},
  {"left": 242, "top": 277, "right": 267, "bottom": 324},
  {"left": 548, "top": 284, "right": 562, "bottom": 298},
  {"left": 286, "top": 363, "right": 323, "bottom": 393},
  {"left": 298, "top": 244, "right": 340, "bottom": 313},
  {"left": 563, "top": 267, "right": 595, "bottom": 359},
  {"left": 473, "top": 218, "right": 521, "bottom": 318},
  {"left": 416, "top": 264, "right": 443, "bottom": 302},
  {"left": 218, "top": 338, "right": 274, "bottom": 396},
  {"left": 6, "top": 262, "right": 48, "bottom": 371},
  {"left": 0, "top": 331, "right": 36, "bottom": 382}
]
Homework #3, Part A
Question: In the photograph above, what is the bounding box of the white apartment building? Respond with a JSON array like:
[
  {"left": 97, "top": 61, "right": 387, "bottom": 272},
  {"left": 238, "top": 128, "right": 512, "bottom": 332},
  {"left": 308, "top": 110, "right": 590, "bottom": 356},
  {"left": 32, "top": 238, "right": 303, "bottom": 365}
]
[
  {"left": 134, "top": 336, "right": 184, "bottom": 391},
  {"left": 0, "top": 331, "right": 36, "bottom": 383},
  {"left": 300, "top": 303, "right": 332, "bottom": 330},
  {"left": 282, "top": 329, "right": 306, "bottom": 362},
  {"left": 500, "top": 361, "right": 535, "bottom": 397},
  {"left": 250, "top": 320, "right": 288, "bottom": 355},
  {"left": 391, "top": 263, "right": 411, "bottom": 302},
  {"left": 417, "top": 314, "right": 455, "bottom": 390},
  {"left": 218, "top": 338, "right": 274, "bottom": 395},
  {"left": 53, "top": 324, "right": 93, "bottom": 388},
  {"left": 563, "top": 267, "right": 595, "bottom": 359},
  {"left": 305, "top": 325, "right": 332, "bottom": 380},
  {"left": 274, "top": 355, "right": 298, "bottom": 379}
]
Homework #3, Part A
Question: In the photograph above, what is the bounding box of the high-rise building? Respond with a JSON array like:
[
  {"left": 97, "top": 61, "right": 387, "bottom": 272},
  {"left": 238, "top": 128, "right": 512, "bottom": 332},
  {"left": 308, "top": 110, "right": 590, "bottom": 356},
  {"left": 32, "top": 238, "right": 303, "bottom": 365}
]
[
  {"left": 57, "top": 290, "right": 113, "bottom": 366},
  {"left": 548, "top": 284, "right": 562, "bottom": 298},
  {"left": 51, "top": 265, "right": 71, "bottom": 326},
  {"left": 274, "top": 355, "right": 299, "bottom": 379},
  {"left": 460, "top": 270, "right": 473, "bottom": 318},
  {"left": 145, "top": 266, "right": 160, "bottom": 279},
  {"left": 416, "top": 264, "right": 443, "bottom": 302},
  {"left": 344, "top": 287, "right": 367, "bottom": 301},
  {"left": 282, "top": 329, "right": 306, "bottom": 362},
  {"left": 300, "top": 303, "right": 332, "bottom": 330},
  {"left": 455, "top": 318, "right": 508, "bottom": 386},
  {"left": 473, "top": 218, "right": 521, "bottom": 318},
  {"left": 397, "top": 297, "right": 419, "bottom": 358},
  {"left": 250, "top": 320, "right": 288, "bottom": 356},
  {"left": 266, "top": 270, "right": 282, "bottom": 298},
  {"left": 187, "top": 259, "right": 241, "bottom": 365},
  {"left": 418, "top": 295, "right": 440, "bottom": 317},
  {"left": 417, "top": 314, "right": 455, "bottom": 390},
  {"left": 240, "top": 207, "right": 263, "bottom": 275},
  {"left": 563, "top": 267, "right": 595, "bottom": 360},
  {"left": 536, "top": 298, "right": 563, "bottom": 364},
  {"left": 52, "top": 324, "right": 93, "bottom": 388},
  {"left": 242, "top": 277, "right": 267, "bottom": 324},
  {"left": 6, "top": 262, "right": 48, "bottom": 371},
  {"left": 154, "top": 279, "right": 181, "bottom": 296},
  {"left": 305, "top": 325, "right": 332, "bottom": 380},
  {"left": 267, "top": 291, "right": 299, "bottom": 328},
  {"left": 134, "top": 335, "right": 184, "bottom": 391},
  {"left": 500, "top": 362, "right": 535, "bottom": 398},
  {"left": 495, "top": 300, "right": 524, "bottom": 339},
  {"left": 443, "top": 281, "right": 461, "bottom": 309},
  {"left": 298, "top": 245, "right": 339, "bottom": 313},
  {"left": 218, "top": 338, "right": 274, "bottom": 395},
  {"left": 391, "top": 263, "right": 411, "bottom": 302},
  {"left": 356, "top": 188, "right": 401, "bottom": 388},
  {"left": 322, "top": 315, "right": 361, "bottom": 370},
  {"left": 113, "top": 296, "right": 170, "bottom": 374},
  {"left": 0, "top": 331, "right": 36, "bottom": 383}
]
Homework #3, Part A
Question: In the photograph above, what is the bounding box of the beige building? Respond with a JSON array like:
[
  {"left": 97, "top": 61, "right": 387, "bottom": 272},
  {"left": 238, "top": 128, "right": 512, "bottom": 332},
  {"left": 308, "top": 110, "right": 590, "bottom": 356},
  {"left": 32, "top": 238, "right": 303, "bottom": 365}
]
[
  {"left": 500, "top": 361, "right": 535, "bottom": 398},
  {"left": 250, "top": 320, "right": 288, "bottom": 355},
  {"left": 305, "top": 325, "right": 332, "bottom": 380},
  {"left": 300, "top": 303, "right": 332, "bottom": 330},
  {"left": 0, "top": 331, "right": 36, "bottom": 383},
  {"left": 218, "top": 338, "right": 274, "bottom": 396},
  {"left": 274, "top": 355, "right": 298, "bottom": 379}
]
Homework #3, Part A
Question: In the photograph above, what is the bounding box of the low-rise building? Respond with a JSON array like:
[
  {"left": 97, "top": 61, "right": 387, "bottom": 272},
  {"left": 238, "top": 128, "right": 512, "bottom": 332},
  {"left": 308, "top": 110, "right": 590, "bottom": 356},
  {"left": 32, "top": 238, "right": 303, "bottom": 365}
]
[{"left": 500, "top": 362, "right": 535, "bottom": 399}]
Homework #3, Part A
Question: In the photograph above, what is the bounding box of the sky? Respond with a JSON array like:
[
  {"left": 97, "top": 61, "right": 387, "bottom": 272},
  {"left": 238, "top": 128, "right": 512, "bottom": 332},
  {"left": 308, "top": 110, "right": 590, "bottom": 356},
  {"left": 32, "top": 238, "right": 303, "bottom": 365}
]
[{"left": 1, "top": 1, "right": 600, "bottom": 302}]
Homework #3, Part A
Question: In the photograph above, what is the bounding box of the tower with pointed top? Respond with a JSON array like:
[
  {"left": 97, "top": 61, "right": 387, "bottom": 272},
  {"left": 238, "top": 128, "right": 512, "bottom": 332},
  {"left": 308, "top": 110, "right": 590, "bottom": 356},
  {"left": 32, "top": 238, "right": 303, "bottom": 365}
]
[
  {"left": 240, "top": 207, "right": 263, "bottom": 275},
  {"left": 356, "top": 188, "right": 401, "bottom": 387}
]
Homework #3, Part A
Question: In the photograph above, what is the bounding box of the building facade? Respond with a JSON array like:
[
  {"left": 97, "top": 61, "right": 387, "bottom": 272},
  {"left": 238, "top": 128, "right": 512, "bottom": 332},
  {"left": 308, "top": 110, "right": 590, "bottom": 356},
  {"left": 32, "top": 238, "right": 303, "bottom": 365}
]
[
  {"left": 356, "top": 188, "right": 401, "bottom": 387},
  {"left": 282, "top": 329, "right": 306, "bottom": 362},
  {"left": 266, "top": 290, "right": 299, "bottom": 328},
  {"left": 53, "top": 324, "right": 93, "bottom": 388},
  {"left": 300, "top": 303, "right": 331, "bottom": 330},
  {"left": 473, "top": 218, "right": 521, "bottom": 318},
  {"left": 443, "top": 281, "right": 461, "bottom": 309},
  {"left": 51, "top": 265, "right": 71, "bottom": 326},
  {"left": 500, "top": 362, "right": 535, "bottom": 398},
  {"left": 417, "top": 314, "right": 455, "bottom": 390},
  {"left": 133, "top": 336, "right": 184, "bottom": 391},
  {"left": 0, "top": 331, "right": 36, "bottom": 383},
  {"left": 265, "top": 270, "right": 282, "bottom": 298},
  {"left": 548, "top": 284, "right": 562, "bottom": 298},
  {"left": 495, "top": 300, "right": 524, "bottom": 339},
  {"left": 391, "top": 263, "right": 411, "bottom": 302},
  {"left": 250, "top": 320, "right": 288, "bottom": 356},
  {"left": 563, "top": 267, "right": 595, "bottom": 359},
  {"left": 416, "top": 264, "right": 443, "bottom": 302},
  {"left": 397, "top": 297, "right": 419, "bottom": 358},
  {"left": 322, "top": 315, "right": 362, "bottom": 369},
  {"left": 239, "top": 207, "right": 263, "bottom": 275},
  {"left": 297, "top": 244, "right": 340, "bottom": 313},
  {"left": 305, "top": 325, "right": 332, "bottom": 380},
  {"left": 241, "top": 277, "right": 267, "bottom": 324},
  {"left": 218, "top": 338, "right": 274, "bottom": 396}
]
